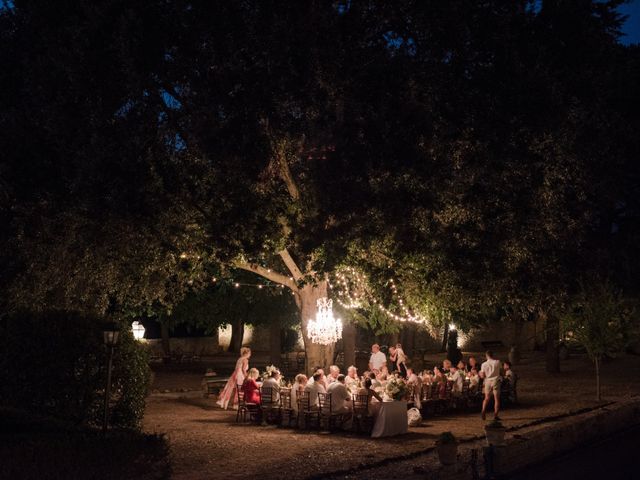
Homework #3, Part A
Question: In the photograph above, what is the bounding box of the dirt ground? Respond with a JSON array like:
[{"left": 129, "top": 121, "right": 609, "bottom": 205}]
[{"left": 143, "top": 351, "right": 640, "bottom": 480}]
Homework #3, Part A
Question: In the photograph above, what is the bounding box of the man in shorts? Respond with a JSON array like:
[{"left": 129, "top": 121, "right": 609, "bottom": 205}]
[{"left": 480, "top": 350, "right": 502, "bottom": 420}]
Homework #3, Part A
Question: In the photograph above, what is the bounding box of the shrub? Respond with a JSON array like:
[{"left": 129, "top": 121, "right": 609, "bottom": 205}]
[{"left": 0, "top": 311, "right": 150, "bottom": 430}]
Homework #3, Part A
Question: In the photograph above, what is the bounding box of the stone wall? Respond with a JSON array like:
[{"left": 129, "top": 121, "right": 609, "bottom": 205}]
[{"left": 433, "top": 398, "right": 640, "bottom": 479}]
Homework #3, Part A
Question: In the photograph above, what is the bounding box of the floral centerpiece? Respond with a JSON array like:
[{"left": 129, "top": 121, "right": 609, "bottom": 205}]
[
  {"left": 260, "top": 364, "right": 285, "bottom": 386},
  {"left": 384, "top": 376, "right": 408, "bottom": 401}
]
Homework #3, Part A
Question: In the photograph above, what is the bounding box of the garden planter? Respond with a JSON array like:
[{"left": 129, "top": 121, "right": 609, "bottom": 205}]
[
  {"left": 437, "top": 443, "right": 458, "bottom": 465},
  {"left": 484, "top": 425, "right": 507, "bottom": 446}
]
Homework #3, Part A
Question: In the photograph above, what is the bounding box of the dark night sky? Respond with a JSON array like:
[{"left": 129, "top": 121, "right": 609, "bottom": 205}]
[{"left": 620, "top": 0, "right": 640, "bottom": 44}]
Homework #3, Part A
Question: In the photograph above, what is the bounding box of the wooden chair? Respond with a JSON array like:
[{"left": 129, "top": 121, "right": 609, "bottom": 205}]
[
  {"left": 298, "top": 391, "right": 320, "bottom": 430},
  {"left": 279, "top": 388, "right": 295, "bottom": 427},
  {"left": 420, "top": 383, "right": 440, "bottom": 416},
  {"left": 260, "top": 386, "right": 281, "bottom": 424},
  {"left": 236, "top": 384, "right": 259, "bottom": 423},
  {"left": 318, "top": 392, "right": 348, "bottom": 431},
  {"left": 352, "top": 393, "right": 373, "bottom": 434}
]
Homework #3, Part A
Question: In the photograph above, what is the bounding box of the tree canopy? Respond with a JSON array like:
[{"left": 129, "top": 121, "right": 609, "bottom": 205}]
[{"left": 1, "top": 1, "right": 639, "bottom": 368}]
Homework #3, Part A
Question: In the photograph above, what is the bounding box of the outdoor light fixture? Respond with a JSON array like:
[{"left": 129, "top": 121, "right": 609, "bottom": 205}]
[
  {"left": 307, "top": 297, "right": 342, "bottom": 345},
  {"left": 449, "top": 323, "right": 457, "bottom": 332},
  {"left": 103, "top": 323, "right": 120, "bottom": 347},
  {"left": 102, "top": 322, "right": 120, "bottom": 433},
  {"left": 131, "top": 321, "right": 145, "bottom": 341}
]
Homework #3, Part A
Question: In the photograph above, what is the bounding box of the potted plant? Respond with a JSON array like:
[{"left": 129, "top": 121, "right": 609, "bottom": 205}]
[
  {"left": 484, "top": 418, "right": 507, "bottom": 446},
  {"left": 436, "top": 431, "right": 458, "bottom": 465}
]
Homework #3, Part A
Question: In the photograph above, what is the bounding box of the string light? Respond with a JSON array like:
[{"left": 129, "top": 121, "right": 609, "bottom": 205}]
[{"left": 328, "top": 267, "right": 427, "bottom": 324}]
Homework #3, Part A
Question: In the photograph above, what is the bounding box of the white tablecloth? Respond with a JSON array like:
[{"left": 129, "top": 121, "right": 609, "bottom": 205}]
[{"left": 371, "top": 400, "right": 408, "bottom": 438}]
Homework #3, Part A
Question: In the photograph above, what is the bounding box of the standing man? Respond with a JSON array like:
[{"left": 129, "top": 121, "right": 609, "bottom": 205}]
[
  {"left": 480, "top": 350, "right": 502, "bottom": 420},
  {"left": 368, "top": 343, "right": 387, "bottom": 373}
]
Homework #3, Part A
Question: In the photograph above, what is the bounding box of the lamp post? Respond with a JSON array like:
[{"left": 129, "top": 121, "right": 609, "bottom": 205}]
[{"left": 102, "top": 323, "right": 120, "bottom": 434}]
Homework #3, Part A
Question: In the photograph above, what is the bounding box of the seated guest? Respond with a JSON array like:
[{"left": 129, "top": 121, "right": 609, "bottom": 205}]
[
  {"left": 433, "top": 366, "right": 445, "bottom": 382},
  {"left": 457, "top": 360, "right": 466, "bottom": 371},
  {"left": 291, "top": 373, "right": 307, "bottom": 413},
  {"left": 467, "top": 356, "right": 478, "bottom": 372},
  {"left": 308, "top": 367, "right": 326, "bottom": 388},
  {"left": 326, "top": 365, "right": 340, "bottom": 384},
  {"left": 358, "top": 378, "right": 382, "bottom": 416},
  {"left": 327, "top": 374, "right": 352, "bottom": 415},
  {"left": 242, "top": 368, "right": 261, "bottom": 405},
  {"left": 345, "top": 365, "right": 359, "bottom": 390},
  {"left": 261, "top": 369, "right": 282, "bottom": 404},
  {"left": 368, "top": 371, "right": 382, "bottom": 389},
  {"left": 449, "top": 365, "right": 464, "bottom": 396},
  {"left": 406, "top": 367, "right": 420, "bottom": 385},
  {"left": 442, "top": 359, "right": 452, "bottom": 373},
  {"left": 420, "top": 370, "right": 432, "bottom": 385},
  {"left": 304, "top": 372, "right": 326, "bottom": 409},
  {"left": 468, "top": 368, "right": 480, "bottom": 391}
]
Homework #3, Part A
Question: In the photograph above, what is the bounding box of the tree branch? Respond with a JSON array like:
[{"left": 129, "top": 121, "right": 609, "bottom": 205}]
[
  {"left": 278, "top": 248, "right": 304, "bottom": 281},
  {"left": 233, "top": 260, "right": 298, "bottom": 291},
  {"left": 276, "top": 147, "right": 301, "bottom": 201}
]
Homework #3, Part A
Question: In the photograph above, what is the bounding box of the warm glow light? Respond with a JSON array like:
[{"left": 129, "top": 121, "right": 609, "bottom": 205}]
[
  {"left": 449, "top": 323, "right": 457, "bottom": 332},
  {"left": 307, "top": 298, "right": 342, "bottom": 345},
  {"left": 131, "top": 321, "right": 145, "bottom": 340}
]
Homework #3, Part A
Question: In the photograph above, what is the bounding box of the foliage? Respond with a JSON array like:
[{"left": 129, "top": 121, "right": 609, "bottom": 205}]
[
  {"left": 0, "top": 311, "right": 151, "bottom": 430},
  {"left": 561, "top": 280, "right": 635, "bottom": 360},
  {"left": 165, "top": 274, "right": 299, "bottom": 334},
  {"left": 0, "top": 1, "right": 638, "bottom": 355},
  {"left": 0, "top": 408, "right": 170, "bottom": 480}
]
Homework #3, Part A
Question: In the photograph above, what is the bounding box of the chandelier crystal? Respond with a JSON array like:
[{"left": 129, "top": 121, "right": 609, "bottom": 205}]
[{"left": 307, "top": 297, "right": 342, "bottom": 345}]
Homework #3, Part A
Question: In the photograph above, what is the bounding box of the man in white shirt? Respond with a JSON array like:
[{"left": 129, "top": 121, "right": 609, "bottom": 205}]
[
  {"left": 480, "top": 350, "right": 502, "bottom": 420},
  {"left": 326, "top": 365, "right": 340, "bottom": 384},
  {"left": 368, "top": 344, "right": 387, "bottom": 373},
  {"left": 327, "top": 374, "right": 352, "bottom": 415},
  {"left": 304, "top": 372, "right": 326, "bottom": 409},
  {"left": 261, "top": 370, "right": 281, "bottom": 405}
]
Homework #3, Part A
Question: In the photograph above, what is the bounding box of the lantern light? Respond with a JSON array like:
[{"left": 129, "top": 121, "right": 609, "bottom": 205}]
[{"left": 131, "top": 321, "right": 145, "bottom": 341}]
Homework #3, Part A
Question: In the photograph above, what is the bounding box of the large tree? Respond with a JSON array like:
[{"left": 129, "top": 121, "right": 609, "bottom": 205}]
[{"left": 2, "top": 1, "right": 638, "bottom": 374}]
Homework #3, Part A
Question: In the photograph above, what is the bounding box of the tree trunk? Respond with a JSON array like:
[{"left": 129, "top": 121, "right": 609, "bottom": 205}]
[
  {"left": 595, "top": 355, "right": 601, "bottom": 401},
  {"left": 545, "top": 313, "right": 560, "bottom": 373},
  {"left": 269, "top": 321, "right": 282, "bottom": 366},
  {"left": 299, "top": 280, "right": 334, "bottom": 374},
  {"left": 229, "top": 317, "right": 244, "bottom": 353},
  {"left": 160, "top": 322, "right": 171, "bottom": 357},
  {"left": 440, "top": 323, "right": 449, "bottom": 353},
  {"left": 343, "top": 322, "right": 356, "bottom": 368}
]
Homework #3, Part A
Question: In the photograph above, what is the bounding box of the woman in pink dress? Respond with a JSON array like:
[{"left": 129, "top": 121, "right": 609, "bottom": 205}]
[{"left": 216, "top": 347, "right": 251, "bottom": 409}]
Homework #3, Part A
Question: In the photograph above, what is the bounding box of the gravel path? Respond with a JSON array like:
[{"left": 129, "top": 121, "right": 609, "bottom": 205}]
[{"left": 143, "top": 352, "right": 640, "bottom": 480}]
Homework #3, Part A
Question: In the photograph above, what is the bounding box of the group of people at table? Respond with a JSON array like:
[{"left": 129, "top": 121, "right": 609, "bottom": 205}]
[{"left": 216, "top": 343, "right": 517, "bottom": 426}]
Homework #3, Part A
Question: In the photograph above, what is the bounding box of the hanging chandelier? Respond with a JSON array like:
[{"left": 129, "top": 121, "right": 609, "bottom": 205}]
[{"left": 307, "top": 297, "right": 343, "bottom": 345}]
